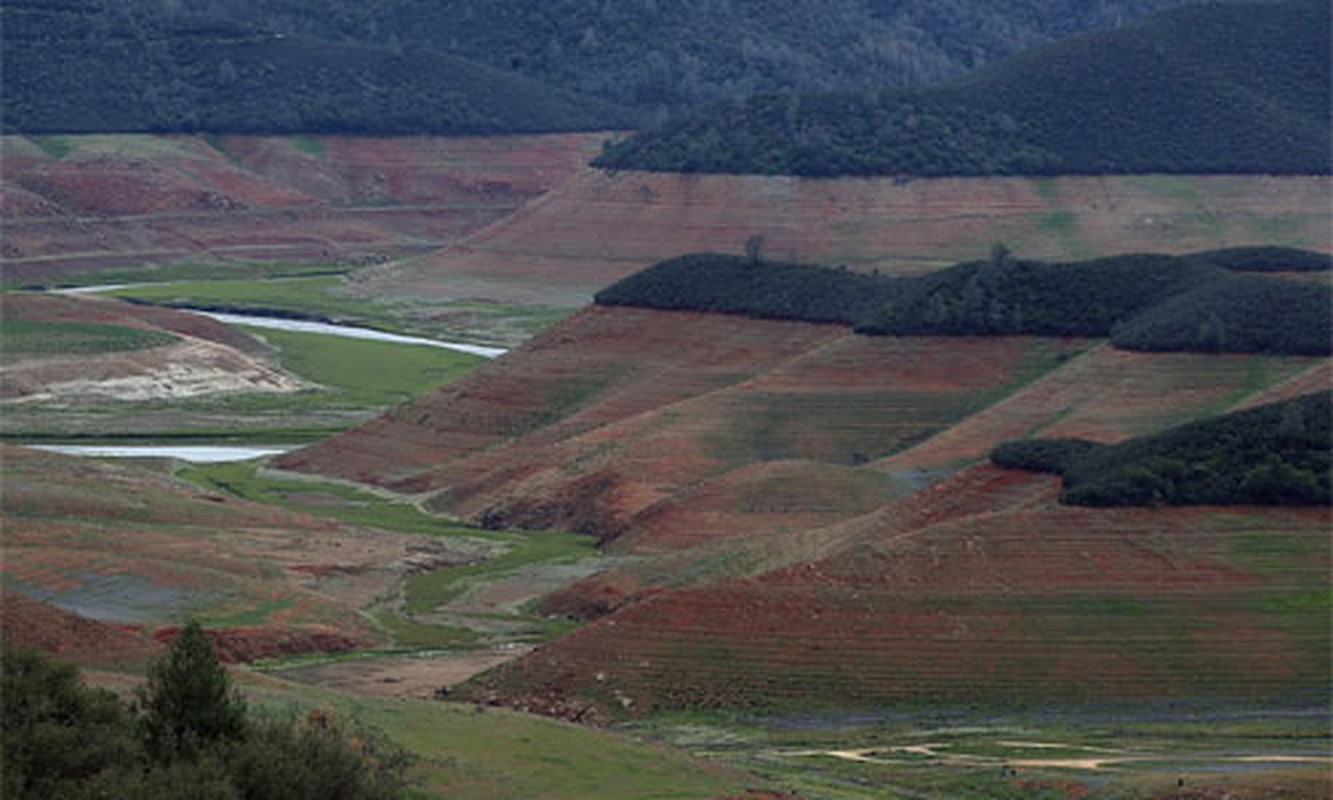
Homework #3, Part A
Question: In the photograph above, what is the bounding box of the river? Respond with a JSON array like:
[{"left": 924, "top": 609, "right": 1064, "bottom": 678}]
[
  {"left": 52, "top": 285, "right": 509, "bottom": 358},
  {"left": 29, "top": 444, "right": 299, "bottom": 463}
]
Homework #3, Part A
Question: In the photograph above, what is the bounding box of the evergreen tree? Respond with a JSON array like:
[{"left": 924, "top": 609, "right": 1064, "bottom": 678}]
[{"left": 138, "top": 620, "right": 247, "bottom": 763}]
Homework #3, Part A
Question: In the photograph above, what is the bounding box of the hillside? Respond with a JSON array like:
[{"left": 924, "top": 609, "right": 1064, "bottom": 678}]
[
  {"left": 993, "top": 391, "right": 1332, "bottom": 506},
  {"left": 596, "top": 249, "right": 1333, "bottom": 355},
  {"left": 280, "top": 299, "right": 1329, "bottom": 547},
  {"left": 596, "top": 0, "right": 1332, "bottom": 176},
  {"left": 216, "top": 0, "right": 1195, "bottom": 111},
  {"left": 1, "top": 0, "right": 629, "bottom": 135},
  {"left": 1, "top": 132, "right": 605, "bottom": 285},
  {"left": 2, "top": 0, "right": 1195, "bottom": 134},
  {"left": 364, "top": 170, "right": 1333, "bottom": 309}
]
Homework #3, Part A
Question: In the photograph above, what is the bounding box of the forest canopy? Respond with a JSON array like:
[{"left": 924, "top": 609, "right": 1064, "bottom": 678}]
[
  {"left": 991, "top": 392, "right": 1332, "bottom": 507},
  {"left": 595, "top": 0, "right": 1332, "bottom": 176},
  {"left": 594, "top": 247, "right": 1333, "bottom": 356}
]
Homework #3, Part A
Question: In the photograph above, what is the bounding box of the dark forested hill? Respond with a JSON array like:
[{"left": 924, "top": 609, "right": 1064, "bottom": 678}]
[
  {"left": 0, "top": 0, "right": 629, "bottom": 134},
  {"left": 596, "top": 0, "right": 1332, "bottom": 176},
  {"left": 595, "top": 247, "right": 1333, "bottom": 356},
  {"left": 211, "top": 0, "right": 1195, "bottom": 112},
  {"left": 3, "top": 0, "right": 1195, "bottom": 134},
  {"left": 992, "top": 391, "right": 1332, "bottom": 506}
]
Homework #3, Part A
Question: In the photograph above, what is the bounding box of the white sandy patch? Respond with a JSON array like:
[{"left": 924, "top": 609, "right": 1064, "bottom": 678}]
[{"left": 3, "top": 337, "right": 306, "bottom": 403}]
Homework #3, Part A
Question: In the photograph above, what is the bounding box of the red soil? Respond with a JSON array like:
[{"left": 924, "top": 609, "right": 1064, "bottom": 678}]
[
  {"left": 882, "top": 345, "right": 1331, "bottom": 470},
  {"left": 152, "top": 624, "right": 364, "bottom": 664},
  {"left": 281, "top": 308, "right": 1069, "bottom": 545},
  {"left": 470, "top": 466, "right": 1331, "bottom": 715},
  {"left": 1, "top": 133, "right": 606, "bottom": 282},
  {"left": 370, "top": 171, "right": 1333, "bottom": 307},
  {"left": 0, "top": 592, "right": 161, "bottom": 665},
  {"left": 2, "top": 445, "right": 457, "bottom": 669}
]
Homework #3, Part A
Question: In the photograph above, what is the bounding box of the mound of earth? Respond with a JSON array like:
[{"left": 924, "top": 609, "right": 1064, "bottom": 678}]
[
  {"left": 466, "top": 464, "right": 1330, "bottom": 716},
  {"left": 283, "top": 304, "right": 1326, "bottom": 552},
  {"left": 1, "top": 132, "right": 606, "bottom": 284},
  {"left": 362, "top": 171, "right": 1332, "bottom": 308},
  {"left": 1, "top": 293, "right": 302, "bottom": 404}
]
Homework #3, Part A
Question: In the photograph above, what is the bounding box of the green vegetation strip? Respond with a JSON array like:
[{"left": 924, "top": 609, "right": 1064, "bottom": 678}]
[
  {"left": 8, "top": 260, "right": 348, "bottom": 291},
  {"left": 105, "top": 277, "right": 382, "bottom": 325},
  {"left": 242, "top": 325, "right": 482, "bottom": 408},
  {"left": 0, "top": 319, "right": 178, "bottom": 357},
  {"left": 100, "top": 277, "right": 567, "bottom": 344}
]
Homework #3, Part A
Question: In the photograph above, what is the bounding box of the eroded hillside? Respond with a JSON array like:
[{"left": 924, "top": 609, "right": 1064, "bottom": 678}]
[
  {"left": 1, "top": 133, "right": 606, "bottom": 284},
  {"left": 364, "top": 170, "right": 1333, "bottom": 307}
]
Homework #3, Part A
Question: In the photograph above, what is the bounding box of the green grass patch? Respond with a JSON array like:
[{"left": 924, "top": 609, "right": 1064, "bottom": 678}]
[
  {"left": 12, "top": 260, "right": 349, "bottom": 290},
  {"left": 30, "top": 134, "right": 76, "bottom": 160},
  {"left": 1, "top": 319, "right": 178, "bottom": 358},
  {"left": 178, "top": 462, "right": 472, "bottom": 537},
  {"left": 325, "top": 695, "right": 753, "bottom": 800},
  {"left": 104, "top": 276, "right": 374, "bottom": 322},
  {"left": 243, "top": 325, "right": 482, "bottom": 407},
  {"left": 1259, "top": 589, "right": 1333, "bottom": 616},
  {"left": 291, "top": 135, "right": 326, "bottom": 158},
  {"left": 374, "top": 612, "right": 481, "bottom": 649},
  {"left": 404, "top": 530, "right": 595, "bottom": 615},
  {"left": 197, "top": 596, "right": 298, "bottom": 628}
]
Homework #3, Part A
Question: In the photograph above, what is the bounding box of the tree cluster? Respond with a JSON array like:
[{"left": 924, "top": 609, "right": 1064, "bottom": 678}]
[
  {"left": 603, "top": 247, "right": 1331, "bottom": 358},
  {"left": 1, "top": 0, "right": 627, "bottom": 135},
  {"left": 594, "top": 252, "right": 903, "bottom": 325},
  {"left": 1, "top": 621, "right": 411, "bottom": 799},
  {"left": 596, "top": 0, "right": 1331, "bottom": 177},
  {"left": 990, "top": 392, "right": 1332, "bottom": 507},
  {"left": 2, "top": 0, "right": 1198, "bottom": 135}
]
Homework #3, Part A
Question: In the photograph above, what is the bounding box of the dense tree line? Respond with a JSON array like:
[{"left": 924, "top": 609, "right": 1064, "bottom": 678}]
[
  {"left": 861, "top": 252, "right": 1223, "bottom": 337},
  {"left": 596, "top": 0, "right": 1331, "bottom": 176},
  {"left": 991, "top": 392, "right": 1332, "bottom": 507},
  {"left": 1110, "top": 273, "right": 1333, "bottom": 356},
  {"left": 2, "top": 621, "right": 410, "bottom": 799},
  {"left": 594, "top": 252, "right": 903, "bottom": 325},
  {"left": 596, "top": 247, "right": 1332, "bottom": 356},
  {"left": 1, "top": 0, "right": 629, "bottom": 134},
  {"left": 2, "top": 0, "right": 1195, "bottom": 134}
]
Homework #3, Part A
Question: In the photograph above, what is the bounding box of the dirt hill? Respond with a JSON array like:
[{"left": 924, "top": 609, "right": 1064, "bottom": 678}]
[
  {"left": 362, "top": 170, "right": 1332, "bottom": 308},
  {"left": 1, "top": 133, "right": 606, "bottom": 284}
]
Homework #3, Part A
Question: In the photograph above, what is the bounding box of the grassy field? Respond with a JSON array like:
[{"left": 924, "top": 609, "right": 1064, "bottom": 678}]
[
  {"left": 232, "top": 682, "right": 758, "bottom": 800},
  {"left": 629, "top": 708, "right": 1332, "bottom": 800},
  {"left": 101, "top": 277, "right": 569, "bottom": 346},
  {"left": 2, "top": 321, "right": 484, "bottom": 443},
  {"left": 180, "top": 461, "right": 599, "bottom": 648},
  {"left": 5, "top": 260, "right": 349, "bottom": 290},
  {"left": 0, "top": 319, "right": 179, "bottom": 359}
]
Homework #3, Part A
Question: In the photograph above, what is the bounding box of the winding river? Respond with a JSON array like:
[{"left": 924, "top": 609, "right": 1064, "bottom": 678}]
[{"left": 53, "top": 285, "right": 509, "bottom": 358}]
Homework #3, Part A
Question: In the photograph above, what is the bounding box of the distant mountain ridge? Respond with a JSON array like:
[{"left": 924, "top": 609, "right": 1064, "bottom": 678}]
[
  {"left": 1, "top": 0, "right": 630, "bottom": 134},
  {"left": 596, "top": 0, "right": 1332, "bottom": 176},
  {"left": 2, "top": 0, "right": 1196, "bottom": 135}
]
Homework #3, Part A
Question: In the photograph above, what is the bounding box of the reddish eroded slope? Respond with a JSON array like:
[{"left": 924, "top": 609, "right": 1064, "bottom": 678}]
[
  {"left": 280, "top": 308, "right": 1073, "bottom": 543},
  {"left": 470, "top": 465, "right": 1331, "bottom": 715},
  {"left": 0, "top": 445, "right": 461, "bottom": 665},
  {"left": 881, "top": 345, "right": 1332, "bottom": 471},
  {"left": 368, "top": 171, "right": 1333, "bottom": 307},
  {"left": 430, "top": 334, "right": 1072, "bottom": 541},
  {"left": 276, "top": 305, "right": 850, "bottom": 488},
  {"left": 1, "top": 133, "right": 606, "bottom": 283}
]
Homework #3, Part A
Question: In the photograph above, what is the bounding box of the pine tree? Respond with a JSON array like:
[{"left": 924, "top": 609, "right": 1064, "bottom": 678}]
[{"left": 138, "top": 620, "right": 246, "bottom": 762}]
